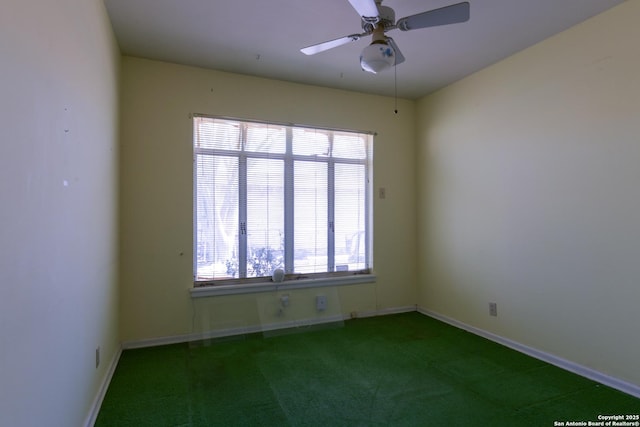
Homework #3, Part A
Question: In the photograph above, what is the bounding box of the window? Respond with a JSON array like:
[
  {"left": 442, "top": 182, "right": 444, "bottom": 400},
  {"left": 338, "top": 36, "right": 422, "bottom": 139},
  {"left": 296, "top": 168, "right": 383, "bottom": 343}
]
[{"left": 193, "top": 116, "right": 373, "bottom": 286}]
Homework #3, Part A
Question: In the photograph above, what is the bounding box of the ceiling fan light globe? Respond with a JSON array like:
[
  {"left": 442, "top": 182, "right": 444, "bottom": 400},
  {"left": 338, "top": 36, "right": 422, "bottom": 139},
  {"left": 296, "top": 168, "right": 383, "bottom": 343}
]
[{"left": 360, "top": 42, "right": 395, "bottom": 73}]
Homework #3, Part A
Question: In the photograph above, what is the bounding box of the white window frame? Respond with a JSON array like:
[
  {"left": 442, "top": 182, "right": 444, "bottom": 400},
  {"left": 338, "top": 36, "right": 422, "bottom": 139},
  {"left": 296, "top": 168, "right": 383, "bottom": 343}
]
[{"left": 191, "top": 115, "right": 375, "bottom": 296}]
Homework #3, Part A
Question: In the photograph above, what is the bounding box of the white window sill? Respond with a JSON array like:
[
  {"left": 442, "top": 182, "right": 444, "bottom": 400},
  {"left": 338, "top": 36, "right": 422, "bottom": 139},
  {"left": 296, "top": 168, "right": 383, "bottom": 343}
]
[{"left": 190, "top": 274, "right": 377, "bottom": 298}]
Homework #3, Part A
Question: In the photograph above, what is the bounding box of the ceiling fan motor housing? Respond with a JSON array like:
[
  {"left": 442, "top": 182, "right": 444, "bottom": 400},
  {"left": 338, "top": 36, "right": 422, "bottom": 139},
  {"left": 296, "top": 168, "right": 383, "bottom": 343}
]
[{"left": 362, "top": 5, "right": 396, "bottom": 33}]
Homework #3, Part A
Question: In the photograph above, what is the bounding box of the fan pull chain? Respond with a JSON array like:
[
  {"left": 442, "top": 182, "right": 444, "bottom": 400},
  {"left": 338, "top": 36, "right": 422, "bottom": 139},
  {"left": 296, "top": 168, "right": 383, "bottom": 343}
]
[{"left": 394, "top": 64, "right": 398, "bottom": 114}]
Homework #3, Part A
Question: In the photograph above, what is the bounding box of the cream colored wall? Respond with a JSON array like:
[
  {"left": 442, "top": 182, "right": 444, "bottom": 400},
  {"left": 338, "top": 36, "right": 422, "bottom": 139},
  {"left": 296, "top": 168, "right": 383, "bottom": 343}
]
[
  {"left": 119, "top": 57, "right": 417, "bottom": 343},
  {"left": 0, "top": 0, "right": 120, "bottom": 426},
  {"left": 417, "top": 1, "right": 640, "bottom": 386}
]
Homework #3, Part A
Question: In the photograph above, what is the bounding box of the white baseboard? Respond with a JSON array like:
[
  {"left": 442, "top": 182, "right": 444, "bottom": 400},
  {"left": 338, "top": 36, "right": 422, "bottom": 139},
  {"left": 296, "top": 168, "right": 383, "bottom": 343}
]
[
  {"left": 84, "top": 345, "right": 122, "bottom": 427},
  {"left": 123, "top": 315, "right": 344, "bottom": 349},
  {"left": 350, "top": 305, "right": 417, "bottom": 319},
  {"left": 417, "top": 307, "right": 640, "bottom": 399},
  {"left": 122, "top": 306, "right": 417, "bottom": 349}
]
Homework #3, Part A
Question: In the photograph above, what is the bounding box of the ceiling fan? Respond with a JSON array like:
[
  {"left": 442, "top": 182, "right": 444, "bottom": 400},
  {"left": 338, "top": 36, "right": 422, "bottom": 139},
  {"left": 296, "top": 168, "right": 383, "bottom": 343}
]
[{"left": 301, "top": 0, "right": 470, "bottom": 74}]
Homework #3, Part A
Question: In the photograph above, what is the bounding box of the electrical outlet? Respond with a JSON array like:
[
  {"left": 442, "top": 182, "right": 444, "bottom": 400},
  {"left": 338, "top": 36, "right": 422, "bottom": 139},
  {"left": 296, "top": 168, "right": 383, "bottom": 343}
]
[
  {"left": 489, "top": 302, "right": 498, "bottom": 317},
  {"left": 280, "top": 294, "right": 289, "bottom": 307},
  {"left": 316, "top": 295, "right": 327, "bottom": 311},
  {"left": 95, "top": 346, "right": 100, "bottom": 369}
]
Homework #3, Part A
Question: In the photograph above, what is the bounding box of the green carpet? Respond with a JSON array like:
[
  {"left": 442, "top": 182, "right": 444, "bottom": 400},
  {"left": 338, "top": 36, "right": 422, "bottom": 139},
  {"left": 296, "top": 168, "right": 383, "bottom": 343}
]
[{"left": 96, "top": 312, "right": 639, "bottom": 426}]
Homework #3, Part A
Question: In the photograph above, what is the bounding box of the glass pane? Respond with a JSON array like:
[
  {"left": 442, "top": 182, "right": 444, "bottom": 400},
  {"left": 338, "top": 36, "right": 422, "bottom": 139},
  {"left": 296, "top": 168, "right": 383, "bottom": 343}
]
[
  {"left": 292, "top": 128, "right": 329, "bottom": 156},
  {"left": 246, "top": 158, "right": 284, "bottom": 277},
  {"left": 294, "top": 161, "right": 327, "bottom": 273},
  {"left": 332, "top": 132, "right": 368, "bottom": 159},
  {"left": 195, "top": 154, "right": 238, "bottom": 280},
  {"left": 334, "top": 164, "right": 367, "bottom": 271},
  {"left": 194, "top": 118, "right": 241, "bottom": 151},
  {"left": 245, "top": 124, "right": 286, "bottom": 154}
]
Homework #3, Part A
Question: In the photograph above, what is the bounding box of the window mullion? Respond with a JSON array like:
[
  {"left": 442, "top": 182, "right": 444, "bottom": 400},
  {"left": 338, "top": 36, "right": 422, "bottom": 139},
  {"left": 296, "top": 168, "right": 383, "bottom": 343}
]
[
  {"left": 192, "top": 151, "right": 198, "bottom": 280},
  {"left": 365, "top": 150, "right": 372, "bottom": 269},
  {"left": 327, "top": 134, "right": 335, "bottom": 273},
  {"left": 284, "top": 127, "right": 294, "bottom": 274},
  {"left": 238, "top": 128, "right": 248, "bottom": 278}
]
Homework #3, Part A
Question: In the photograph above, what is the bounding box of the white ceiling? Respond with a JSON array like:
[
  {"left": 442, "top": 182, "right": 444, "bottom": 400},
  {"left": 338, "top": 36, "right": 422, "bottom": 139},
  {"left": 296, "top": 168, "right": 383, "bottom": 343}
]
[{"left": 104, "top": 0, "right": 625, "bottom": 99}]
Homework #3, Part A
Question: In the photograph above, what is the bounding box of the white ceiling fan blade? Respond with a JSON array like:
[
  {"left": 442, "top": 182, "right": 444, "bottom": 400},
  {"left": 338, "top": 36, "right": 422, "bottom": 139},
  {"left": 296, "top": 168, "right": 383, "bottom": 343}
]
[
  {"left": 301, "top": 34, "right": 364, "bottom": 55},
  {"left": 347, "top": 0, "right": 379, "bottom": 19},
  {"left": 396, "top": 2, "right": 470, "bottom": 32},
  {"left": 386, "top": 37, "right": 405, "bottom": 66}
]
